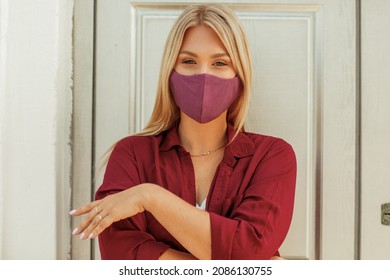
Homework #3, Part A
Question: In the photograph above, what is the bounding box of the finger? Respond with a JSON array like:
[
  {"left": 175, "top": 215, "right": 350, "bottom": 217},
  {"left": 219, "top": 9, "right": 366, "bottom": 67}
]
[
  {"left": 79, "top": 213, "right": 103, "bottom": 239},
  {"left": 74, "top": 204, "right": 104, "bottom": 235},
  {"left": 69, "top": 200, "right": 100, "bottom": 216},
  {"left": 81, "top": 213, "right": 113, "bottom": 240},
  {"left": 89, "top": 215, "right": 113, "bottom": 239},
  {"left": 69, "top": 201, "right": 99, "bottom": 216}
]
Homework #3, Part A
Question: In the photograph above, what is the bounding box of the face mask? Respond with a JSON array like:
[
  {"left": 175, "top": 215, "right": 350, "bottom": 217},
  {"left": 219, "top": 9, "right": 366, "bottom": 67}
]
[{"left": 169, "top": 70, "right": 243, "bottom": 123}]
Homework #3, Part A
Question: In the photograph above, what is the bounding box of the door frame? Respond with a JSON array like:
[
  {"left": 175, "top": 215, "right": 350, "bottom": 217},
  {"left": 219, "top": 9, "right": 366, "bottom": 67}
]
[{"left": 71, "top": 0, "right": 95, "bottom": 260}]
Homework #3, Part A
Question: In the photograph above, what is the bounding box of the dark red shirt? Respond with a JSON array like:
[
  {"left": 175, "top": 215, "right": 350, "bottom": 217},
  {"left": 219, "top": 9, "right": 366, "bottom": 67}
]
[{"left": 95, "top": 124, "right": 297, "bottom": 260}]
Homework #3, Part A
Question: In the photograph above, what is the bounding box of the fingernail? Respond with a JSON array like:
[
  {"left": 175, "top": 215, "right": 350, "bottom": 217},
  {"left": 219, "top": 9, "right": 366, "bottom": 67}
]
[
  {"left": 79, "top": 232, "right": 85, "bottom": 240},
  {"left": 72, "top": 227, "right": 78, "bottom": 235},
  {"left": 69, "top": 209, "right": 76, "bottom": 215},
  {"left": 88, "top": 233, "right": 94, "bottom": 239}
]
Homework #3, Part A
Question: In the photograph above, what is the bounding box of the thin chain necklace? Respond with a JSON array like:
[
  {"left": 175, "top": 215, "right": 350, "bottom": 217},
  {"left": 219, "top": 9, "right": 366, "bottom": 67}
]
[{"left": 190, "top": 142, "right": 228, "bottom": 157}]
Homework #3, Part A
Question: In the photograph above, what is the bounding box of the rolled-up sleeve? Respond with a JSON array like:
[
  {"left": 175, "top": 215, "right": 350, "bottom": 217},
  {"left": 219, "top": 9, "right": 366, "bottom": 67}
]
[
  {"left": 95, "top": 138, "right": 170, "bottom": 260},
  {"left": 210, "top": 139, "right": 297, "bottom": 259}
]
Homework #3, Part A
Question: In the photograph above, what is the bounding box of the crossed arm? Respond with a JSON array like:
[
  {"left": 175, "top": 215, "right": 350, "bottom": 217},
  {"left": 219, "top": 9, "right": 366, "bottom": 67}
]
[
  {"left": 70, "top": 182, "right": 287, "bottom": 260},
  {"left": 70, "top": 183, "right": 210, "bottom": 259}
]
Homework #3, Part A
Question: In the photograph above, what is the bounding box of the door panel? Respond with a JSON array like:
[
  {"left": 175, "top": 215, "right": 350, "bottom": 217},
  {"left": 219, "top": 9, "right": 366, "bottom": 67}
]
[
  {"left": 92, "top": 0, "right": 357, "bottom": 259},
  {"left": 241, "top": 8, "right": 319, "bottom": 259}
]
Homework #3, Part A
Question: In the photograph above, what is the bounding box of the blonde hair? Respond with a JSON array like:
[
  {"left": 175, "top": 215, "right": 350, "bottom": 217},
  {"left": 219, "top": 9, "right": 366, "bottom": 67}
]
[
  {"left": 141, "top": 3, "right": 252, "bottom": 135},
  {"left": 97, "top": 4, "right": 253, "bottom": 173}
]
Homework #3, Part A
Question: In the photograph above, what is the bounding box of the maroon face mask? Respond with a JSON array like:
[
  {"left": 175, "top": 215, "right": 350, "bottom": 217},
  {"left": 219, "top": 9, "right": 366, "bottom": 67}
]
[{"left": 169, "top": 70, "right": 243, "bottom": 123}]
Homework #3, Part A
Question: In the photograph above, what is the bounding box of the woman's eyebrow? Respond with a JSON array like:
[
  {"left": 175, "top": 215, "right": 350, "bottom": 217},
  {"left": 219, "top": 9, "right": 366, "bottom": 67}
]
[
  {"left": 210, "top": 52, "right": 229, "bottom": 59},
  {"left": 178, "top": 50, "right": 229, "bottom": 59},
  {"left": 179, "top": 50, "right": 198, "bottom": 57}
]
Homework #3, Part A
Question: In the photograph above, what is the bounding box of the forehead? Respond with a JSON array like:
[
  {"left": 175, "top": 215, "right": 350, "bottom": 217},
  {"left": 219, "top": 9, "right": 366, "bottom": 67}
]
[{"left": 180, "top": 24, "right": 227, "bottom": 53}]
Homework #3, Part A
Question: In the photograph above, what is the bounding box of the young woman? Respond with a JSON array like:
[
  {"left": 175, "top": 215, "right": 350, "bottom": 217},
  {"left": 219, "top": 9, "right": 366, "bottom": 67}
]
[{"left": 69, "top": 4, "right": 297, "bottom": 260}]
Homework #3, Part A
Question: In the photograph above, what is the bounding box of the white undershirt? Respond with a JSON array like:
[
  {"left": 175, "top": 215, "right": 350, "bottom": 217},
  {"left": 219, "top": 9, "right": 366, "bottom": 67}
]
[{"left": 196, "top": 199, "right": 206, "bottom": 211}]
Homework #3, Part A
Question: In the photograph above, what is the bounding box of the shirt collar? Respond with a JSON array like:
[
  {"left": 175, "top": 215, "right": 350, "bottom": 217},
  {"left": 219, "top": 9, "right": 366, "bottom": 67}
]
[{"left": 159, "top": 122, "right": 255, "bottom": 159}]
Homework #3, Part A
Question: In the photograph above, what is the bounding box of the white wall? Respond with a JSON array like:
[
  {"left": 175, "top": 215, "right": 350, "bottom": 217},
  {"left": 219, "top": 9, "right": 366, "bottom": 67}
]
[{"left": 0, "top": 0, "right": 73, "bottom": 259}]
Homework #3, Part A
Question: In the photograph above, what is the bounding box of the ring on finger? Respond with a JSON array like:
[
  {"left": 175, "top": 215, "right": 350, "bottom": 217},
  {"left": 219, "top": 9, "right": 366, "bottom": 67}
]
[
  {"left": 97, "top": 214, "right": 102, "bottom": 221},
  {"left": 95, "top": 206, "right": 98, "bottom": 213}
]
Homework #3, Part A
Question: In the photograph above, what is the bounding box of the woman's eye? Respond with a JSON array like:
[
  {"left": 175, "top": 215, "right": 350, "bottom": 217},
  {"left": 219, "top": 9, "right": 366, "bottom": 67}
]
[
  {"left": 182, "top": 59, "right": 196, "bottom": 64},
  {"left": 213, "top": 61, "right": 227, "bottom": 66}
]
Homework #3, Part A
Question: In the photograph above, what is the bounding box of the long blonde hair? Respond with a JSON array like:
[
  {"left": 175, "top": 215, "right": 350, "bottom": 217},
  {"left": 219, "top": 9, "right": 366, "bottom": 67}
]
[{"left": 98, "top": 4, "right": 253, "bottom": 173}]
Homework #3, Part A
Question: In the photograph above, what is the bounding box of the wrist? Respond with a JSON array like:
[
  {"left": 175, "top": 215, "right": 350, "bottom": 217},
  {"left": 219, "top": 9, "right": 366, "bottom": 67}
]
[{"left": 140, "top": 183, "right": 160, "bottom": 212}]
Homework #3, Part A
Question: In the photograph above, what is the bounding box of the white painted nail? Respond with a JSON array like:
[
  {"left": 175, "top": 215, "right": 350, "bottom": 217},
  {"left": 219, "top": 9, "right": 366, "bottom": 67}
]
[
  {"left": 72, "top": 227, "right": 78, "bottom": 235},
  {"left": 88, "top": 233, "right": 94, "bottom": 239},
  {"left": 79, "top": 232, "right": 85, "bottom": 240},
  {"left": 69, "top": 209, "right": 76, "bottom": 215}
]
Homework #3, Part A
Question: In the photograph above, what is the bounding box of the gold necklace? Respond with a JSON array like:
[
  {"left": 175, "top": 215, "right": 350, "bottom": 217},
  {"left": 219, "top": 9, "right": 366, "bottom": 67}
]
[{"left": 190, "top": 142, "right": 228, "bottom": 157}]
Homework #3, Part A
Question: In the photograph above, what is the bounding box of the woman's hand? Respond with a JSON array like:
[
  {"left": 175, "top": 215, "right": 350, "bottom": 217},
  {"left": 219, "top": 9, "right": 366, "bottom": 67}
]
[{"left": 69, "top": 183, "right": 154, "bottom": 240}]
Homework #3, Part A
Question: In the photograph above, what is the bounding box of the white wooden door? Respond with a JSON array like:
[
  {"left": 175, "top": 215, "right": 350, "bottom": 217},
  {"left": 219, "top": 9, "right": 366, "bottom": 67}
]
[
  {"left": 360, "top": 0, "right": 390, "bottom": 259},
  {"left": 91, "top": 0, "right": 358, "bottom": 260}
]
